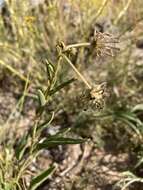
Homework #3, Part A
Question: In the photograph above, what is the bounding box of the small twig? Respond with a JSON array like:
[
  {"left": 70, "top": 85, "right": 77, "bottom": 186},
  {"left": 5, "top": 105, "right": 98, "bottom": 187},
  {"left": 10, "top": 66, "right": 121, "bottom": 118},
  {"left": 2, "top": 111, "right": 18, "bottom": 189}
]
[
  {"left": 66, "top": 42, "right": 90, "bottom": 49},
  {"left": 62, "top": 54, "right": 92, "bottom": 89}
]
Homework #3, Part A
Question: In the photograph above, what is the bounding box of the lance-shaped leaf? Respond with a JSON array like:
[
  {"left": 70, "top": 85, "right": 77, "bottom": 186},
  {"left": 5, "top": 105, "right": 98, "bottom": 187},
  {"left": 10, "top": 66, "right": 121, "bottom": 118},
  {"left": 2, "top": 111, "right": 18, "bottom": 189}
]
[
  {"left": 36, "top": 112, "right": 55, "bottom": 133},
  {"left": 15, "top": 133, "right": 29, "bottom": 160},
  {"left": 29, "top": 165, "right": 56, "bottom": 190},
  {"left": 36, "top": 137, "right": 85, "bottom": 151},
  {"left": 37, "top": 89, "right": 46, "bottom": 107},
  {"left": 45, "top": 59, "right": 55, "bottom": 82},
  {"left": 49, "top": 78, "right": 76, "bottom": 95}
]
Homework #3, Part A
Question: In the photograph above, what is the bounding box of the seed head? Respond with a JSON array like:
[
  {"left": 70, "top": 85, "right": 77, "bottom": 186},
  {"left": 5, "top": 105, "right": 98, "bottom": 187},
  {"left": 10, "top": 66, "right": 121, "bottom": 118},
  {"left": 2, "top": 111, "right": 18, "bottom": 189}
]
[
  {"left": 81, "top": 82, "right": 107, "bottom": 110},
  {"left": 91, "top": 31, "right": 120, "bottom": 57}
]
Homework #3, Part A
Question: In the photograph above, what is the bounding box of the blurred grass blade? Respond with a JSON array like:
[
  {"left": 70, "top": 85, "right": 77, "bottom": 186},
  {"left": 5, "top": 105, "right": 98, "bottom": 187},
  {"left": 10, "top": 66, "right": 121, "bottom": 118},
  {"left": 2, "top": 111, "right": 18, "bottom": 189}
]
[
  {"left": 118, "top": 117, "right": 142, "bottom": 139},
  {"left": 19, "top": 73, "right": 30, "bottom": 112},
  {"left": 15, "top": 133, "right": 29, "bottom": 160},
  {"left": 36, "top": 112, "right": 55, "bottom": 132},
  {"left": 123, "top": 112, "right": 142, "bottom": 126},
  {"left": 51, "top": 128, "right": 71, "bottom": 137},
  {"left": 36, "top": 137, "right": 85, "bottom": 150},
  {"left": 0, "top": 60, "right": 30, "bottom": 83},
  {"left": 122, "top": 112, "right": 142, "bottom": 125},
  {"left": 132, "top": 104, "right": 143, "bottom": 113},
  {"left": 135, "top": 157, "right": 143, "bottom": 169},
  {"left": 29, "top": 165, "right": 56, "bottom": 190},
  {"left": 115, "top": 111, "right": 142, "bottom": 126}
]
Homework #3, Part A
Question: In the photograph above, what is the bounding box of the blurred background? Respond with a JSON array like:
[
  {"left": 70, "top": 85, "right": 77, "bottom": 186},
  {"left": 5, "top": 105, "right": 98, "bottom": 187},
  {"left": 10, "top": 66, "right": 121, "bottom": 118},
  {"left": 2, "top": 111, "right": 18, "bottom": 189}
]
[{"left": 0, "top": 0, "right": 143, "bottom": 190}]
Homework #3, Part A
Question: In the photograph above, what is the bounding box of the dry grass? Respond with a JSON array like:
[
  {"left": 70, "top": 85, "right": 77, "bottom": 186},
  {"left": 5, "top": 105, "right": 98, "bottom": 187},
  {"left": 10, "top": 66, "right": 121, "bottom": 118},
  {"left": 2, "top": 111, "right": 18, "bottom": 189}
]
[{"left": 0, "top": 0, "right": 143, "bottom": 189}]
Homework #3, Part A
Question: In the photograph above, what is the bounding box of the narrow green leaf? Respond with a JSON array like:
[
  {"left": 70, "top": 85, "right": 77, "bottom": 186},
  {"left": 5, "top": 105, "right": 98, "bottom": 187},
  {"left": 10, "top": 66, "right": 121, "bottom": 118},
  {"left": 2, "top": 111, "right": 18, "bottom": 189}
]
[
  {"left": 45, "top": 60, "right": 55, "bottom": 81},
  {"left": 36, "top": 137, "right": 85, "bottom": 151},
  {"left": 37, "top": 89, "right": 46, "bottom": 107},
  {"left": 15, "top": 133, "right": 29, "bottom": 160},
  {"left": 117, "top": 117, "right": 142, "bottom": 138},
  {"left": 49, "top": 78, "right": 76, "bottom": 95},
  {"left": 36, "top": 112, "right": 55, "bottom": 133},
  {"left": 29, "top": 165, "right": 56, "bottom": 190},
  {"left": 118, "top": 111, "right": 142, "bottom": 126}
]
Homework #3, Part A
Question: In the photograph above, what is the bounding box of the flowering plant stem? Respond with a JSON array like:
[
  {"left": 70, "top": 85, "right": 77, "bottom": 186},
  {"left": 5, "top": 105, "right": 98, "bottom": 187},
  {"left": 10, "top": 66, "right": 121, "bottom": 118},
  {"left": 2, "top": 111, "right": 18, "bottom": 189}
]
[
  {"left": 62, "top": 54, "right": 92, "bottom": 89},
  {"left": 66, "top": 42, "right": 90, "bottom": 49}
]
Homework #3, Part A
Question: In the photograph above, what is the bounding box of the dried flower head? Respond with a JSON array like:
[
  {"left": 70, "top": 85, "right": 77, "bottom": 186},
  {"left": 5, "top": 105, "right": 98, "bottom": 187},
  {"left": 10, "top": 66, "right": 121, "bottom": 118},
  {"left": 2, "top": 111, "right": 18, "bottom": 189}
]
[
  {"left": 90, "top": 31, "right": 120, "bottom": 57},
  {"left": 80, "top": 82, "right": 107, "bottom": 110}
]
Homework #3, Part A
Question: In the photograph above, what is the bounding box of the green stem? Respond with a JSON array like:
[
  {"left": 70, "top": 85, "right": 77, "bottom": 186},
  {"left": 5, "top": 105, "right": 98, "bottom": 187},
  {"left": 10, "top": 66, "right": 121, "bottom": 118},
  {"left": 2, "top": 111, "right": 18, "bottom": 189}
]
[
  {"left": 16, "top": 157, "right": 32, "bottom": 182},
  {"left": 16, "top": 151, "right": 40, "bottom": 183}
]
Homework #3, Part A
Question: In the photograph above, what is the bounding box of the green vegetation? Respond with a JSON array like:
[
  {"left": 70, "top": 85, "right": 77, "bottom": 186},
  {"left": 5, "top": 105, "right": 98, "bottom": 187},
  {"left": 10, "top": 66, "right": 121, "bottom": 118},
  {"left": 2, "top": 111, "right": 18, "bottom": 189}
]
[{"left": 0, "top": 0, "right": 143, "bottom": 189}]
